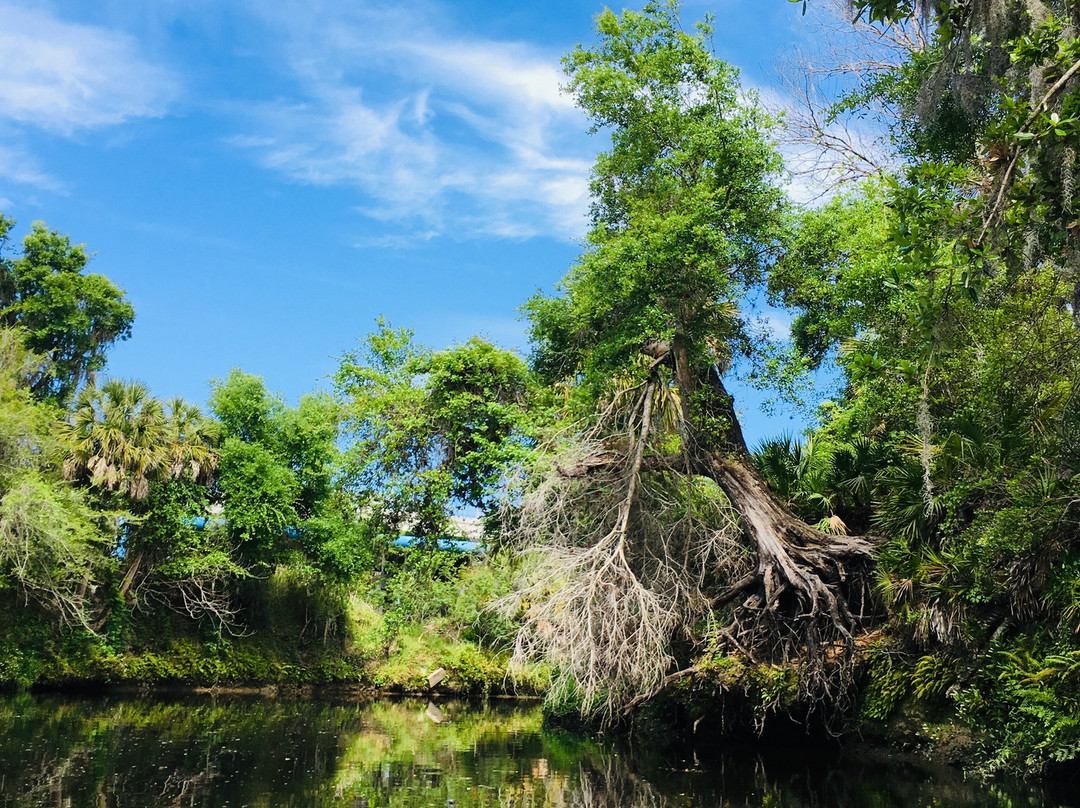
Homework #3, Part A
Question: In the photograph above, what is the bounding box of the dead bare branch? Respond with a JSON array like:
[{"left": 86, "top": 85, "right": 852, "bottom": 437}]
[
  {"left": 501, "top": 378, "right": 748, "bottom": 724},
  {"left": 771, "top": 0, "right": 926, "bottom": 194},
  {"left": 502, "top": 358, "right": 879, "bottom": 725}
]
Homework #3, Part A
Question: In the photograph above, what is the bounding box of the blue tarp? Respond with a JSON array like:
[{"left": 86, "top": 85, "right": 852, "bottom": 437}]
[
  {"left": 393, "top": 535, "right": 484, "bottom": 553},
  {"left": 177, "top": 518, "right": 482, "bottom": 554},
  {"left": 180, "top": 515, "right": 227, "bottom": 530}
]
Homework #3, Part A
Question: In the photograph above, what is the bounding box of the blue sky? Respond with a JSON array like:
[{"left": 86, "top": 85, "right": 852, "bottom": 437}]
[{"left": 0, "top": 0, "right": 826, "bottom": 444}]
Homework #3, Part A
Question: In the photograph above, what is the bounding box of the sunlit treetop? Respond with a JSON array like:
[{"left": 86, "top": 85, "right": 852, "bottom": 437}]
[{"left": 529, "top": 1, "right": 787, "bottom": 393}]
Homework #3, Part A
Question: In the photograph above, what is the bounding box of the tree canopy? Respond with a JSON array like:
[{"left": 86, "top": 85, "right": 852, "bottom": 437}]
[
  {"left": 335, "top": 321, "right": 534, "bottom": 539},
  {"left": 529, "top": 2, "right": 786, "bottom": 389},
  {"left": 0, "top": 216, "right": 134, "bottom": 404},
  {"left": 509, "top": 1, "right": 877, "bottom": 722}
]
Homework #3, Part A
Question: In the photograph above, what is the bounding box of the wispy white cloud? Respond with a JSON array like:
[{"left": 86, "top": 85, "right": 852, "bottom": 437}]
[
  {"left": 0, "top": 3, "right": 178, "bottom": 135},
  {"left": 228, "top": 0, "right": 592, "bottom": 241},
  {"left": 0, "top": 2, "right": 178, "bottom": 200},
  {"left": 351, "top": 230, "right": 441, "bottom": 250},
  {"left": 0, "top": 142, "right": 66, "bottom": 194}
]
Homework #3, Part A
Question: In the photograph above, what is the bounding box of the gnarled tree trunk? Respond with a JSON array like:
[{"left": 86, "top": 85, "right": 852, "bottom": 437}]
[{"left": 672, "top": 345, "right": 877, "bottom": 679}]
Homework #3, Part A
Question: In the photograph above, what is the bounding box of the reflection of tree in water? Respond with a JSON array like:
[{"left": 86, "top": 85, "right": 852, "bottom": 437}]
[
  {"left": 561, "top": 758, "right": 667, "bottom": 808},
  {"left": 0, "top": 696, "right": 569, "bottom": 808},
  {"left": 331, "top": 700, "right": 580, "bottom": 808},
  {"left": 503, "top": 740, "right": 1056, "bottom": 808},
  {"left": 0, "top": 694, "right": 1057, "bottom": 808},
  {"left": 2, "top": 695, "right": 371, "bottom": 807},
  {"left": 606, "top": 742, "right": 1058, "bottom": 808},
  {"left": 4, "top": 698, "right": 270, "bottom": 806}
]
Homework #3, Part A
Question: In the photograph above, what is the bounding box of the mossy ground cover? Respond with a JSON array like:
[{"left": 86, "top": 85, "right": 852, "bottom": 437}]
[
  {"left": 0, "top": 611, "right": 522, "bottom": 695},
  {"left": 0, "top": 554, "right": 536, "bottom": 698}
]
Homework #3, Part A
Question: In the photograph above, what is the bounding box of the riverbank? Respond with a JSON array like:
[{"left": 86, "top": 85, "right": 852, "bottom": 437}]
[
  {"left": 4, "top": 577, "right": 1078, "bottom": 785},
  {"left": 619, "top": 648, "right": 1079, "bottom": 784},
  {"left": 0, "top": 623, "right": 534, "bottom": 697}
]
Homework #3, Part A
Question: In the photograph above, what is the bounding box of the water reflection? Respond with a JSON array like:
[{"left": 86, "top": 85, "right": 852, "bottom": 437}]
[{"left": 0, "top": 693, "right": 1064, "bottom": 807}]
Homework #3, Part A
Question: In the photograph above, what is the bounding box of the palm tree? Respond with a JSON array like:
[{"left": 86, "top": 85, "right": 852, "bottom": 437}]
[
  {"left": 62, "top": 380, "right": 220, "bottom": 609},
  {"left": 163, "top": 396, "right": 219, "bottom": 484},
  {"left": 63, "top": 379, "right": 166, "bottom": 500},
  {"left": 64, "top": 383, "right": 220, "bottom": 497}
]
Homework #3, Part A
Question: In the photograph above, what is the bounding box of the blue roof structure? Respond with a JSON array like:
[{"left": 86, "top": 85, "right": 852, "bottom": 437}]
[{"left": 393, "top": 535, "right": 484, "bottom": 554}]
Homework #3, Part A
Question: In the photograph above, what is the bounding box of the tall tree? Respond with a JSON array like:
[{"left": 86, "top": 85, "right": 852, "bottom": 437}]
[
  {"left": 822, "top": 1, "right": 1080, "bottom": 304},
  {"left": 64, "top": 380, "right": 168, "bottom": 502},
  {"left": 209, "top": 370, "right": 302, "bottom": 563},
  {"left": 335, "top": 321, "right": 534, "bottom": 540},
  {"left": 511, "top": 1, "right": 876, "bottom": 719},
  {"left": 209, "top": 369, "right": 359, "bottom": 576},
  {"left": 63, "top": 379, "right": 221, "bottom": 610},
  {"left": 0, "top": 216, "right": 134, "bottom": 403}
]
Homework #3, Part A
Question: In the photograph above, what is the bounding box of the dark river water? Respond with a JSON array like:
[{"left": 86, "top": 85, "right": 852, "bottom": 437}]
[{"left": 0, "top": 693, "right": 1071, "bottom": 807}]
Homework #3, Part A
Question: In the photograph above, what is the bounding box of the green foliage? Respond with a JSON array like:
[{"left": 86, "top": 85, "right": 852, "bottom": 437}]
[
  {"left": 60, "top": 377, "right": 233, "bottom": 626},
  {"left": 210, "top": 369, "right": 362, "bottom": 578},
  {"left": 424, "top": 338, "right": 533, "bottom": 509},
  {"left": 951, "top": 635, "right": 1080, "bottom": 776},
  {"left": 0, "top": 475, "right": 106, "bottom": 616},
  {"left": 0, "top": 638, "right": 45, "bottom": 690},
  {"left": 66, "top": 380, "right": 168, "bottom": 500},
  {"left": 0, "top": 215, "right": 134, "bottom": 403},
  {"left": 336, "top": 320, "right": 534, "bottom": 536},
  {"left": 381, "top": 547, "right": 462, "bottom": 627},
  {"left": 859, "top": 649, "right": 911, "bottom": 722},
  {"left": 911, "top": 653, "right": 959, "bottom": 701},
  {"left": 217, "top": 437, "right": 299, "bottom": 561},
  {"left": 450, "top": 552, "right": 519, "bottom": 648},
  {"left": 774, "top": 167, "right": 1080, "bottom": 659},
  {"left": 524, "top": 0, "right": 786, "bottom": 391},
  {"left": 335, "top": 321, "right": 443, "bottom": 535},
  {"left": 245, "top": 562, "right": 358, "bottom": 652},
  {"left": 139, "top": 478, "right": 244, "bottom": 583},
  {"left": 754, "top": 432, "right": 894, "bottom": 536},
  {"left": 769, "top": 185, "right": 898, "bottom": 367},
  {"left": 528, "top": 0, "right": 785, "bottom": 394},
  {"left": 372, "top": 625, "right": 508, "bottom": 693},
  {"left": 209, "top": 368, "right": 283, "bottom": 444},
  {"left": 0, "top": 328, "right": 110, "bottom": 624},
  {"left": 770, "top": 3, "right": 1080, "bottom": 775},
  {"left": 275, "top": 392, "right": 341, "bottom": 515},
  {"left": 296, "top": 513, "right": 374, "bottom": 584}
]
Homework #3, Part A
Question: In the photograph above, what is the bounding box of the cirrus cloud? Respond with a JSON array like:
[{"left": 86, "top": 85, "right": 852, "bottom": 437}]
[
  {"left": 228, "top": 0, "right": 593, "bottom": 241},
  {"left": 0, "top": 2, "right": 178, "bottom": 135}
]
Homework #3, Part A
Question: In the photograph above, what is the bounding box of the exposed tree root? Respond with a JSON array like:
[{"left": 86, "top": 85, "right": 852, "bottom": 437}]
[
  {"left": 503, "top": 380, "right": 746, "bottom": 721},
  {"left": 704, "top": 454, "right": 876, "bottom": 660},
  {"left": 504, "top": 352, "right": 879, "bottom": 723}
]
